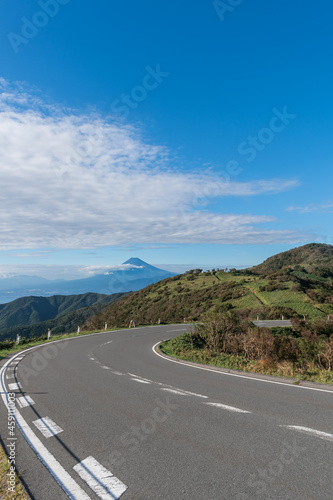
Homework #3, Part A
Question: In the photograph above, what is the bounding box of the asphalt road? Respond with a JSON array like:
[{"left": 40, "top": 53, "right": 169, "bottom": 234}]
[
  {"left": 1, "top": 324, "right": 333, "bottom": 500},
  {"left": 252, "top": 320, "right": 293, "bottom": 328}
]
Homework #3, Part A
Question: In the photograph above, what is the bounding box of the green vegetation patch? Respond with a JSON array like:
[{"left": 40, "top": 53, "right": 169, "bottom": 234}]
[{"left": 160, "top": 313, "right": 333, "bottom": 385}]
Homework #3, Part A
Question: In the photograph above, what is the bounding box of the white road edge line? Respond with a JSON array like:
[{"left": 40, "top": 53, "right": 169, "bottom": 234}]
[
  {"left": 73, "top": 456, "right": 127, "bottom": 499},
  {"left": 205, "top": 402, "right": 251, "bottom": 414},
  {"left": 0, "top": 327, "right": 163, "bottom": 498},
  {"left": 152, "top": 341, "right": 333, "bottom": 394},
  {"left": 281, "top": 425, "right": 333, "bottom": 442},
  {"left": 1, "top": 350, "right": 91, "bottom": 499},
  {"left": 33, "top": 417, "right": 64, "bottom": 438}
]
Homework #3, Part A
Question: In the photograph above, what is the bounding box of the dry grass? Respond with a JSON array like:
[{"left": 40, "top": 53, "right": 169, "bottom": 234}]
[{"left": 0, "top": 442, "right": 30, "bottom": 499}]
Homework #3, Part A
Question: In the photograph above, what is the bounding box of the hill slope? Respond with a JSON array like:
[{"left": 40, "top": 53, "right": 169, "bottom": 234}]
[
  {"left": 0, "top": 292, "right": 126, "bottom": 341},
  {"left": 85, "top": 244, "right": 333, "bottom": 329},
  {"left": 252, "top": 243, "right": 333, "bottom": 276}
]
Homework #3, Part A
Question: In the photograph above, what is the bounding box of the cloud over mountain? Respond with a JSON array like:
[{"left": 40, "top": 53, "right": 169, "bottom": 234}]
[{"left": 0, "top": 79, "right": 305, "bottom": 249}]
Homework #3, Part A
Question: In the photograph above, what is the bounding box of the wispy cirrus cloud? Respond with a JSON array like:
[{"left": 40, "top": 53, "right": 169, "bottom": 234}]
[
  {"left": 0, "top": 79, "right": 306, "bottom": 249},
  {"left": 286, "top": 202, "right": 333, "bottom": 214},
  {"left": 10, "top": 251, "right": 51, "bottom": 258}
]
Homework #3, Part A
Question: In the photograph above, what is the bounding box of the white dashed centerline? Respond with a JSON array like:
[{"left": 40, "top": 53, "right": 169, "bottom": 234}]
[
  {"left": 131, "top": 378, "right": 151, "bottom": 384},
  {"left": 281, "top": 425, "right": 333, "bottom": 442},
  {"left": 100, "top": 341, "right": 113, "bottom": 346},
  {"left": 74, "top": 456, "right": 127, "bottom": 499},
  {"left": 160, "top": 388, "right": 191, "bottom": 396},
  {"left": 173, "top": 388, "right": 208, "bottom": 399},
  {"left": 160, "top": 387, "right": 208, "bottom": 399},
  {"left": 205, "top": 402, "right": 251, "bottom": 414},
  {"left": 128, "top": 373, "right": 208, "bottom": 398}
]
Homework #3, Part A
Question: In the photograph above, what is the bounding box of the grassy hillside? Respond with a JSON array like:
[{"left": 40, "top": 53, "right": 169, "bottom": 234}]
[
  {"left": 252, "top": 243, "right": 333, "bottom": 276},
  {"left": 85, "top": 244, "right": 333, "bottom": 330},
  {"left": 0, "top": 292, "right": 126, "bottom": 341}
]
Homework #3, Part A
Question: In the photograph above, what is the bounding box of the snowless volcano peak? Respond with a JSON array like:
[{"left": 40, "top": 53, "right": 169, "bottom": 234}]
[{"left": 122, "top": 258, "right": 153, "bottom": 269}]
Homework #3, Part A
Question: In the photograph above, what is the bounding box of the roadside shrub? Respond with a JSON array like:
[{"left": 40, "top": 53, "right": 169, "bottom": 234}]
[
  {"left": 195, "top": 310, "right": 245, "bottom": 353},
  {"left": 240, "top": 328, "right": 277, "bottom": 361},
  {"left": 317, "top": 337, "right": 333, "bottom": 370},
  {"left": 0, "top": 340, "right": 16, "bottom": 350}
]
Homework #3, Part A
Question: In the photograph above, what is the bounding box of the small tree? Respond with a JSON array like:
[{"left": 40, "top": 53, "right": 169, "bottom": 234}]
[{"left": 197, "top": 310, "right": 244, "bottom": 353}]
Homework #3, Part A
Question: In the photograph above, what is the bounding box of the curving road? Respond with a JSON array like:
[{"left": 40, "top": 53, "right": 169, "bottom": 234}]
[{"left": 1, "top": 324, "right": 333, "bottom": 499}]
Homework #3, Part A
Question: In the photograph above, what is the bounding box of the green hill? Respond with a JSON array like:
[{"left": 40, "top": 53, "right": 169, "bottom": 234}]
[
  {"left": 84, "top": 244, "right": 333, "bottom": 330},
  {"left": 251, "top": 243, "right": 333, "bottom": 276},
  {"left": 0, "top": 292, "right": 126, "bottom": 341}
]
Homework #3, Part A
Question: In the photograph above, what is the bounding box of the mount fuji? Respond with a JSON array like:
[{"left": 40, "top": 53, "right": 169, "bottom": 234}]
[{"left": 0, "top": 259, "right": 175, "bottom": 304}]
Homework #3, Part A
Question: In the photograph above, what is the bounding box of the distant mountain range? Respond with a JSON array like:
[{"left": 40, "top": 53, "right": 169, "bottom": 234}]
[
  {"left": 2, "top": 244, "right": 333, "bottom": 342},
  {"left": 0, "top": 258, "right": 175, "bottom": 304}
]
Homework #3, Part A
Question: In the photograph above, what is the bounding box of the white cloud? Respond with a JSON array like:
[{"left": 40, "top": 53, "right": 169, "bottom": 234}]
[
  {"left": 81, "top": 264, "right": 144, "bottom": 276},
  {"left": 10, "top": 251, "right": 50, "bottom": 258},
  {"left": 0, "top": 80, "right": 305, "bottom": 249},
  {"left": 0, "top": 263, "right": 144, "bottom": 280},
  {"left": 286, "top": 202, "right": 333, "bottom": 214}
]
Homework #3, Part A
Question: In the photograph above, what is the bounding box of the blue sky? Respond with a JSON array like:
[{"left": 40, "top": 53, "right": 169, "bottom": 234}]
[{"left": 0, "top": 0, "right": 332, "bottom": 278}]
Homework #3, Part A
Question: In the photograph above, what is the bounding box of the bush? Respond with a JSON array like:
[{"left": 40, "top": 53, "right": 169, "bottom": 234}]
[
  {"left": 240, "top": 328, "right": 277, "bottom": 361},
  {"left": 195, "top": 310, "right": 246, "bottom": 353}
]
